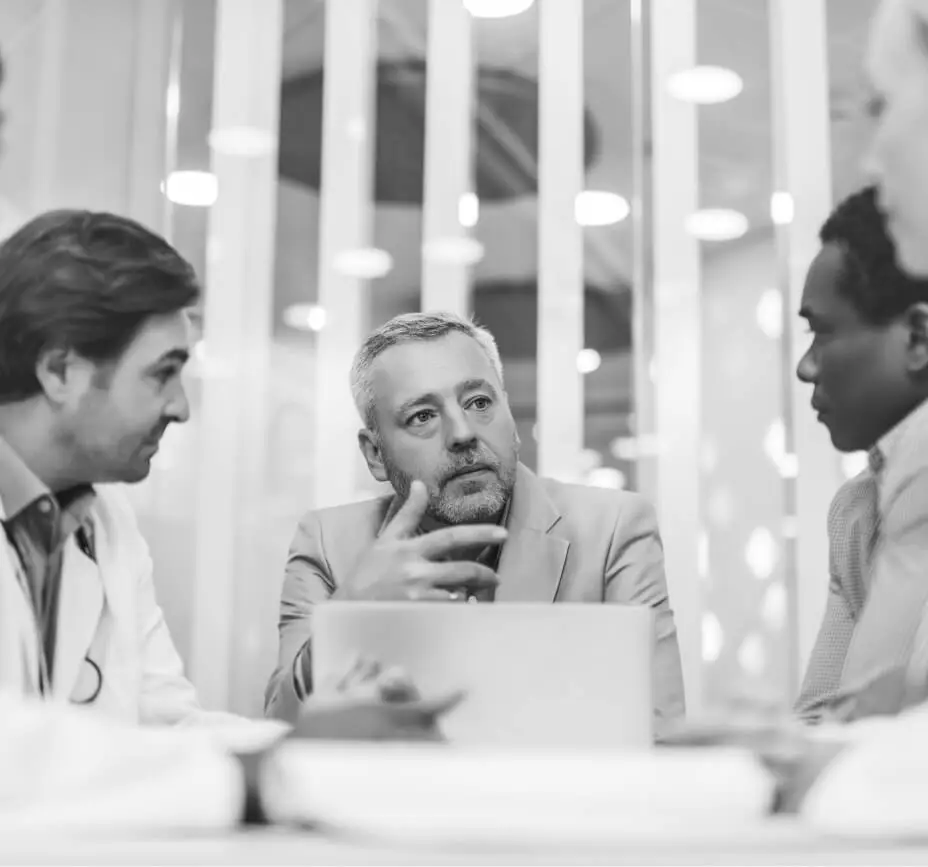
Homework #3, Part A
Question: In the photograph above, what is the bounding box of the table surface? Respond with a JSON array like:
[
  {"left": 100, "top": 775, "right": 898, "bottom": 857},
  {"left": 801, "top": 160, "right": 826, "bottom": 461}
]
[{"left": 4, "top": 820, "right": 928, "bottom": 866}]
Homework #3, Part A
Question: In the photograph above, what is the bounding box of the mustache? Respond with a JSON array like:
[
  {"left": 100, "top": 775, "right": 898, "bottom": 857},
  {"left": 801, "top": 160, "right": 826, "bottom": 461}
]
[{"left": 439, "top": 453, "right": 500, "bottom": 483}]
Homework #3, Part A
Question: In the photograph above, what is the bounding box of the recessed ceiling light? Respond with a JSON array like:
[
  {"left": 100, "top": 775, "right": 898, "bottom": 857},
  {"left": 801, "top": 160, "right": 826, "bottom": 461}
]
[
  {"left": 667, "top": 66, "right": 743, "bottom": 105},
  {"left": 463, "top": 0, "right": 535, "bottom": 18},
  {"left": 422, "top": 237, "right": 485, "bottom": 265},
  {"left": 163, "top": 171, "right": 218, "bottom": 207},
  {"left": 332, "top": 247, "right": 393, "bottom": 279},
  {"left": 208, "top": 126, "right": 277, "bottom": 157},
  {"left": 283, "top": 304, "right": 327, "bottom": 332},
  {"left": 770, "top": 191, "right": 794, "bottom": 225},
  {"left": 685, "top": 208, "right": 748, "bottom": 241},
  {"left": 576, "top": 348, "right": 602, "bottom": 374},
  {"left": 575, "top": 191, "right": 630, "bottom": 227},
  {"left": 458, "top": 193, "right": 479, "bottom": 228}
]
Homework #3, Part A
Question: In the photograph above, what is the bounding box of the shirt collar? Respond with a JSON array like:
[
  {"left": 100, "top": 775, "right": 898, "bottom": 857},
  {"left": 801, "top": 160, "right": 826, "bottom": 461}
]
[
  {"left": 876, "top": 397, "right": 928, "bottom": 469},
  {"left": 0, "top": 436, "right": 95, "bottom": 526}
]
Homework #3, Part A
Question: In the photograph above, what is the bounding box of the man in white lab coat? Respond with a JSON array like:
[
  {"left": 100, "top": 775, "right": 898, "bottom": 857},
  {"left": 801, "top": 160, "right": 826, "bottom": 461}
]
[{"left": 0, "top": 209, "right": 451, "bottom": 735}]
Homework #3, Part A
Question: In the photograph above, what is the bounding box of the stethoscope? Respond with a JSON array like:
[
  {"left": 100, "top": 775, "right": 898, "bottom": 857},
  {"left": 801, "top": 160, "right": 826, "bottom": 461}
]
[{"left": 72, "top": 655, "right": 103, "bottom": 704}]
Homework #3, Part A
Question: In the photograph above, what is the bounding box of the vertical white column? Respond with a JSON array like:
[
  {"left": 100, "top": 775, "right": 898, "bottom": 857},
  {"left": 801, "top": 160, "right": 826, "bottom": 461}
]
[
  {"left": 769, "top": 0, "right": 840, "bottom": 693},
  {"left": 189, "top": 0, "right": 282, "bottom": 709},
  {"left": 650, "top": 0, "right": 702, "bottom": 714},
  {"left": 421, "top": 0, "right": 474, "bottom": 315},
  {"left": 313, "top": 0, "right": 379, "bottom": 508},
  {"left": 537, "top": 0, "right": 584, "bottom": 480}
]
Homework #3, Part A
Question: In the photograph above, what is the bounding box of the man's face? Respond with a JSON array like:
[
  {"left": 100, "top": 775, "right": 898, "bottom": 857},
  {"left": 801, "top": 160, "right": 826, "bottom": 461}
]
[
  {"left": 865, "top": 0, "right": 928, "bottom": 277},
  {"left": 360, "top": 331, "right": 519, "bottom": 525},
  {"left": 796, "top": 243, "right": 915, "bottom": 452},
  {"left": 61, "top": 311, "right": 192, "bottom": 484}
]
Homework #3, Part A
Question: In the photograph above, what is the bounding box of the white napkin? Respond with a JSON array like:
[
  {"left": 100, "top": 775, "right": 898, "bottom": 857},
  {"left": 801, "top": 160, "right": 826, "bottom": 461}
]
[
  {"left": 803, "top": 704, "right": 928, "bottom": 839},
  {"left": 263, "top": 742, "right": 775, "bottom": 846},
  {"left": 0, "top": 694, "right": 244, "bottom": 834}
]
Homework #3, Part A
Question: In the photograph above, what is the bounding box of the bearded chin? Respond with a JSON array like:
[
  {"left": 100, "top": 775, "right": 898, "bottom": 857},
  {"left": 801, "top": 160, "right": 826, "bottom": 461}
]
[{"left": 383, "top": 456, "right": 512, "bottom": 525}]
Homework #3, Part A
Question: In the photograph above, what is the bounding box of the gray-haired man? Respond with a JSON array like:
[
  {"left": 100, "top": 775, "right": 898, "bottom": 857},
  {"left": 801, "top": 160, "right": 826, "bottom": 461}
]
[{"left": 266, "top": 312, "right": 685, "bottom": 735}]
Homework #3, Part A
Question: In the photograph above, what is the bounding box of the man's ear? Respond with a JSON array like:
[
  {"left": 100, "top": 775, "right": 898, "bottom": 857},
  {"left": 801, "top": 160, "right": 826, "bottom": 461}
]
[
  {"left": 358, "top": 427, "right": 388, "bottom": 483},
  {"left": 905, "top": 303, "right": 928, "bottom": 374},
  {"left": 35, "top": 346, "right": 91, "bottom": 406}
]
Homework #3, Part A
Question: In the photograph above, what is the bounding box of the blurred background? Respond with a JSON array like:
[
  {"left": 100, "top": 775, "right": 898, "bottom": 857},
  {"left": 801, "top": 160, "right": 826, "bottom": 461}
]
[{"left": 0, "top": 0, "right": 876, "bottom": 718}]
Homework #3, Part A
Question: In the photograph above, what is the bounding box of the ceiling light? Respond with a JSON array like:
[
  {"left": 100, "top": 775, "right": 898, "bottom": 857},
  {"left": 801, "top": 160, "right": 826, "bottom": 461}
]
[
  {"left": 283, "top": 304, "right": 326, "bottom": 332},
  {"left": 163, "top": 171, "right": 218, "bottom": 207},
  {"left": 685, "top": 208, "right": 748, "bottom": 241},
  {"left": 667, "top": 66, "right": 743, "bottom": 105},
  {"left": 770, "top": 191, "right": 794, "bottom": 226},
  {"left": 459, "top": 193, "right": 479, "bottom": 228},
  {"left": 463, "top": 0, "right": 535, "bottom": 18},
  {"left": 422, "top": 237, "right": 485, "bottom": 265},
  {"left": 576, "top": 348, "right": 602, "bottom": 374},
  {"left": 575, "top": 191, "right": 630, "bottom": 227},
  {"left": 208, "top": 126, "right": 277, "bottom": 157},
  {"left": 332, "top": 247, "right": 394, "bottom": 279},
  {"left": 586, "top": 467, "right": 626, "bottom": 490}
]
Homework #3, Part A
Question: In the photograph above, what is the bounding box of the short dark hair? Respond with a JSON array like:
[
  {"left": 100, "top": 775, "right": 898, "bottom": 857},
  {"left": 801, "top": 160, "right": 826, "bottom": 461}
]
[
  {"left": 0, "top": 209, "right": 200, "bottom": 401},
  {"left": 820, "top": 185, "right": 928, "bottom": 324}
]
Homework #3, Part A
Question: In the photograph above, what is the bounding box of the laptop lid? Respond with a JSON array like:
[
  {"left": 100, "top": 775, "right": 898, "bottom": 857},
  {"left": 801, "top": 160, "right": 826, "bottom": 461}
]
[{"left": 312, "top": 602, "right": 653, "bottom": 747}]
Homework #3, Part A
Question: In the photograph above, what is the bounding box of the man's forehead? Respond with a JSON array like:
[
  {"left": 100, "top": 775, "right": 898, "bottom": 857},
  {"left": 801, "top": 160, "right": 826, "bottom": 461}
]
[
  {"left": 868, "top": 0, "right": 922, "bottom": 85},
  {"left": 369, "top": 334, "right": 496, "bottom": 404}
]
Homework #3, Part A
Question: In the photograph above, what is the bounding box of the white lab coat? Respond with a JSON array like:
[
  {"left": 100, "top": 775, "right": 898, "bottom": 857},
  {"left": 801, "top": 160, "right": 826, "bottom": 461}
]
[{"left": 0, "top": 483, "right": 201, "bottom": 723}]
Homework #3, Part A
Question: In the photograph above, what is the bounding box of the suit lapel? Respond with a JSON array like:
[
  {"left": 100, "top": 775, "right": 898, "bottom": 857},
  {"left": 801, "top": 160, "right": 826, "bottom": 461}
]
[
  {"left": 495, "top": 464, "right": 568, "bottom": 602},
  {"left": 52, "top": 532, "right": 104, "bottom": 699}
]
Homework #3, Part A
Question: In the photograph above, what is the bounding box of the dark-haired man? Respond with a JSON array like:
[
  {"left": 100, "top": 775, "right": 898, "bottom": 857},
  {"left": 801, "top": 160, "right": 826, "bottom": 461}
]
[
  {"left": 795, "top": 185, "right": 928, "bottom": 721},
  {"left": 0, "top": 209, "right": 450, "bottom": 739}
]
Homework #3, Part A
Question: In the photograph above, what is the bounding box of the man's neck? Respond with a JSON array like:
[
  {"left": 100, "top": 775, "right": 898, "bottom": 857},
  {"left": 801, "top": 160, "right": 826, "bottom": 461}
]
[{"left": 0, "top": 403, "right": 79, "bottom": 493}]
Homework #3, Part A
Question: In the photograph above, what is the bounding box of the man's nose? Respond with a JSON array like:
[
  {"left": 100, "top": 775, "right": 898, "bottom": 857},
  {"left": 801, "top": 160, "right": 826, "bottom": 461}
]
[
  {"left": 166, "top": 383, "right": 191, "bottom": 424},
  {"left": 796, "top": 348, "right": 817, "bottom": 384},
  {"left": 444, "top": 407, "right": 478, "bottom": 450}
]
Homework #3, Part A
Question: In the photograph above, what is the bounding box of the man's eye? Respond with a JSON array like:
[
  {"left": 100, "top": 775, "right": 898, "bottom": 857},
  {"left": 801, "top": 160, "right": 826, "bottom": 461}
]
[
  {"left": 408, "top": 410, "right": 434, "bottom": 426},
  {"left": 470, "top": 396, "right": 492, "bottom": 411}
]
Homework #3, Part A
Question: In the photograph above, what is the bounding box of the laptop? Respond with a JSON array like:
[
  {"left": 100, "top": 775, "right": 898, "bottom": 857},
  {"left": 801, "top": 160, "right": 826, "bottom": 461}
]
[{"left": 312, "top": 602, "right": 654, "bottom": 747}]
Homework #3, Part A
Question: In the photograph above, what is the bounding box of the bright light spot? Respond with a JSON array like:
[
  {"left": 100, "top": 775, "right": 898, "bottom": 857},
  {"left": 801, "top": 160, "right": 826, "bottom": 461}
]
[
  {"left": 762, "top": 581, "right": 787, "bottom": 632},
  {"left": 685, "top": 209, "right": 749, "bottom": 241},
  {"left": 745, "top": 527, "right": 778, "bottom": 580},
  {"left": 422, "top": 237, "right": 485, "bottom": 265},
  {"left": 165, "top": 82, "right": 180, "bottom": 120},
  {"left": 208, "top": 126, "right": 277, "bottom": 157},
  {"left": 163, "top": 171, "right": 218, "bottom": 207},
  {"left": 193, "top": 340, "right": 207, "bottom": 362},
  {"left": 756, "top": 289, "right": 783, "bottom": 340},
  {"left": 702, "top": 612, "right": 724, "bottom": 662},
  {"left": 576, "top": 348, "right": 602, "bottom": 374},
  {"left": 332, "top": 247, "right": 393, "bottom": 279},
  {"left": 737, "top": 633, "right": 767, "bottom": 677},
  {"left": 283, "top": 304, "right": 326, "bottom": 332},
  {"left": 587, "top": 467, "right": 626, "bottom": 489},
  {"left": 706, "top": 488, "right": 734, "bottom": 527},
  {"left": 770, "top": 191, "right": 794, "bottom": 226},
  {"left": 779, "top": 453, "right": 799, "bottom": 478},
  {"left": 698, "top": 531, "right": 710, "bottom": 580},
  {"left": 463, "top": 0, "right": 534, "bottom": 17},
  {"left": 578, "top": 449, "right": 603, "bottom": 473},
  {"left": 782, "top": 515, "right": 799, "bottom": 539},
  {"left": 842, "top": 452, "right": 869, "bottom": 479},
  {"left": 575, "top": 191, "right": 630, "bottom": 227},
  {"left": 763, "top": 419, "right": 786, "bottom": 468},
  {"left": 459, "top": 193, "right": 479, "bottom": 228},
  {"left": 667, "top": 66, "right": 743, "bottom": 105},
  {"left": 609, "top": 434, "right": 662, "bottom": 461}
]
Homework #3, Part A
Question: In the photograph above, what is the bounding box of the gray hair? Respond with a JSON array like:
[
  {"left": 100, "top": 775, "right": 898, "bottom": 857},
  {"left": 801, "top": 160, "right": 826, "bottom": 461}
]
[{"left": 349, "top": 311, "right": 505, "bottom": 430}]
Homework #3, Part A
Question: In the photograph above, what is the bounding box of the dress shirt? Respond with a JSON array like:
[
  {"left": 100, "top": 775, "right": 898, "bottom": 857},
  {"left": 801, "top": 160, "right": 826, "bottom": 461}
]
[
  {"left": 796, "top": 398, "right": 928, "bottom": 721},
  {"left": 0, "top": 438, "right": 94, "bottom": 691}
]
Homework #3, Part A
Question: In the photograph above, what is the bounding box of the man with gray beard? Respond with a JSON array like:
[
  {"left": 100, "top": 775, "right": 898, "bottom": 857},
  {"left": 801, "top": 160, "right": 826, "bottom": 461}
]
[{"left": 265, "top": 312, "right": 684, "bottom": 734}]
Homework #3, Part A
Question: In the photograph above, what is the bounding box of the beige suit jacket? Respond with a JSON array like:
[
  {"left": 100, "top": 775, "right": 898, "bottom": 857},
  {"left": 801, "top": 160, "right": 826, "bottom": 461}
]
[{"left": 266, "top": 464, "right": 686, "bottom": 736}]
